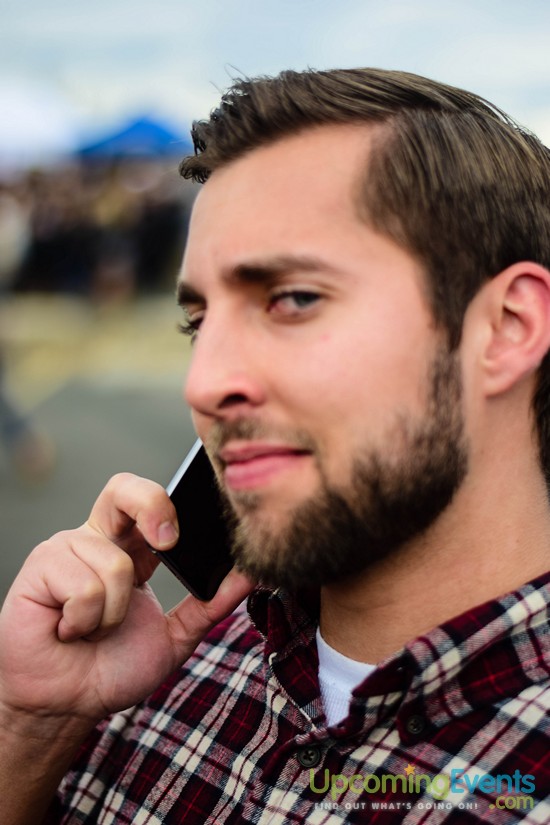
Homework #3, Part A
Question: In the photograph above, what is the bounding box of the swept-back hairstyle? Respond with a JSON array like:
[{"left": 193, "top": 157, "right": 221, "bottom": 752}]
[{"left": 179, "top": 68, "right": 550, "bottom": 490}]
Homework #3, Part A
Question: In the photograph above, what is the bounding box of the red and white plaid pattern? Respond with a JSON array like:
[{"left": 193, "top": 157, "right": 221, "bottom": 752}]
[{"left": 45, "top": 574, "right": 550, "bottom": 823}]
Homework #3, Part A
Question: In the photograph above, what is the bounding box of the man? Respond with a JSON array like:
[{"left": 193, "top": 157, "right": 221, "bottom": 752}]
[{"left": 1, "top": 68, "right": 550, "bottom": 823}]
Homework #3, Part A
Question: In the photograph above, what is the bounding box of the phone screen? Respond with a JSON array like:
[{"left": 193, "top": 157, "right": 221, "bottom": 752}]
[{"left": 151, "top": 439, "right": 234, "bottom": 601}]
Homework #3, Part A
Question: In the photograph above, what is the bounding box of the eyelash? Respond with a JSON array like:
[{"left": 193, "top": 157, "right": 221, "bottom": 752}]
[
  {"left": 177, "top": 290, "right": 321, "bottom": 341},
  {"left": 178, "top": 319, "right": 202, "bottom": 341}
]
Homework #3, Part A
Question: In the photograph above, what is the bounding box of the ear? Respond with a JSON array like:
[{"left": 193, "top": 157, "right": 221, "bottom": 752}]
[{"left": 477, "top": 262, "right": 550, "bottom": 397}]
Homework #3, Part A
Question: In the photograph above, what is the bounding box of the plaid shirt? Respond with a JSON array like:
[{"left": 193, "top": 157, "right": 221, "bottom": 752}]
[{"left": 45, "top": 573, "right": 550, "bottom": 823}]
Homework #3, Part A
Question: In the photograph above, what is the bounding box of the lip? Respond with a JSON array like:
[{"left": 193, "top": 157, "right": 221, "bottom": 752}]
[{"left": 218, "top": 441, "right": 311, "bottom": 491}]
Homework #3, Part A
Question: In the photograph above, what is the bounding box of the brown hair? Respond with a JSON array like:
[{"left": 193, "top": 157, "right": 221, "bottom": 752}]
[{"left": 179, "top": 68, "right": 550, "bottom": 490}]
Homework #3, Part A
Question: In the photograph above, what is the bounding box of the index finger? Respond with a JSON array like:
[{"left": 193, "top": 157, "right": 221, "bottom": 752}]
[{"left": 87, "top": 473, "right": 179, "bottom": 551}]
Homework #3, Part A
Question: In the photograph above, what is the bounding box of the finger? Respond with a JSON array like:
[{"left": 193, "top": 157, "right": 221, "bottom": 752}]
[
  {"left": 165, "top": 570, "right": 255, "bottom": 662},
  {"left": 30, "top": 538, "right": 106, "bottom": 642},
  {"left": 58, "top": 578, "right": 105, "bottom": 642},
  {"left": 69, "top": 529, "right": 135, "bottom": 638},
  {"left": 28, "top": 531, "right": 135, "bottom": 642},
  {"left": 87, "top": 473, "right": 179, "bottom": 551}
]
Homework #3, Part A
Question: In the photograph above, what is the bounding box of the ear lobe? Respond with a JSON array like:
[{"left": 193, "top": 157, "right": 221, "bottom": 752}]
[{"left": 482, "top": 262, "right": 550, "bottom": 397}]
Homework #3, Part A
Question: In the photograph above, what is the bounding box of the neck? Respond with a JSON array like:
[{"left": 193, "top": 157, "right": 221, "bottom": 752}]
[{"left": 319, "top": 451, "right": 550, "bottom": 663}]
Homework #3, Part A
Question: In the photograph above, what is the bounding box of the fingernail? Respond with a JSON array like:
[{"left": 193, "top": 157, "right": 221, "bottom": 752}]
[{"left": 157, "top": 521, "right": 179, "bottom": 548}]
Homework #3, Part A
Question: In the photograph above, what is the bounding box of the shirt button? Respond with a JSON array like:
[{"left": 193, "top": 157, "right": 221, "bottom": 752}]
[
  {"left": 297, "top": 746, "right": 322, "bottom": 768},
  {"left": 405, "top": 714, "right": 426, "bottom": 736}
]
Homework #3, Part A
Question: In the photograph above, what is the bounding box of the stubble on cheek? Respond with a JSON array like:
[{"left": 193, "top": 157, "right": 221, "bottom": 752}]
[{"left": 219, "top": 346, "right": 468, "bottom": 592}]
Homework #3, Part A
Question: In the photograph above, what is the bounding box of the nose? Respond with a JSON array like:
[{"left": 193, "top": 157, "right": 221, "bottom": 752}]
[{"left": 184, "top": 314, "right": 266, "bottom": 421}]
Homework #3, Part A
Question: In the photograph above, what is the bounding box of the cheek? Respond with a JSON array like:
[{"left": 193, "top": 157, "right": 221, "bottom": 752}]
[
  {"left": 283, "top": 328, "right": 429, "bottom": 437},
  {"left": 278, "top": 333, "right": 367, "bottom": 420}
]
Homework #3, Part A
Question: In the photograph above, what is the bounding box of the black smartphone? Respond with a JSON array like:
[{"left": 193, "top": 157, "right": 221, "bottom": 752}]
[{"left": 151, "top": 439, "right": 234, "bottom": 601}]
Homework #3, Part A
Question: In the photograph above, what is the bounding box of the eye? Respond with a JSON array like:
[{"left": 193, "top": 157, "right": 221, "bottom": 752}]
[
  {"left": 177, "top": 311, "right": 204, "bottom": 342},
  {"left": 268, "top": 290, "right": 321, "bottom": 317}
]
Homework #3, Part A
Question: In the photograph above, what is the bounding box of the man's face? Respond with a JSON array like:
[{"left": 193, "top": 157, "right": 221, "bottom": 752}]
[{"left": 179, "top": 124, "right": 468, "bottom": 589}]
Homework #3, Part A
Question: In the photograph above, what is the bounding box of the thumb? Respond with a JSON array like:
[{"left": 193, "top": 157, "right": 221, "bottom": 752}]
[{"left": 165, "top": 570, "right": 255, "bottom": 661}]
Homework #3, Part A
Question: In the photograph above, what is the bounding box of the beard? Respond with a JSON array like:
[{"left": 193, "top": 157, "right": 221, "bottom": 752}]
[{"left": 207, "top": 346, "right": 468, "bottom": 592}]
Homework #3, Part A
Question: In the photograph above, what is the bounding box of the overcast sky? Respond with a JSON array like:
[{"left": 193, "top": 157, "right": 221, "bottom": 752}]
[{"left": 1, "top": 0, "right": 549, "bottom": 144}]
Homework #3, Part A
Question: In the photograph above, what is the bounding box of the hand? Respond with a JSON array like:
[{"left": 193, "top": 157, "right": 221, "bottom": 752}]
[{"left": 0, "top": 473, "right": 253, "bottom": 731}]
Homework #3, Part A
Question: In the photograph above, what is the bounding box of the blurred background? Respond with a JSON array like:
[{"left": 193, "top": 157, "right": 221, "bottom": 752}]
[{"left": 1, "top": 0, "right": 549, "bottom": 607}]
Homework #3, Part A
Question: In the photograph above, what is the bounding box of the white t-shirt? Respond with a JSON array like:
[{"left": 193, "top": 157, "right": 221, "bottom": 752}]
[{"left": 316, "top": 627, "right": 376, "bottom": 726}]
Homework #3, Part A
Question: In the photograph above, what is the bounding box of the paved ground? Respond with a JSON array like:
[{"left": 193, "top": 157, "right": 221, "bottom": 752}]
[{"left": 0, "top": 294, "right": 197, "bottom": 609}]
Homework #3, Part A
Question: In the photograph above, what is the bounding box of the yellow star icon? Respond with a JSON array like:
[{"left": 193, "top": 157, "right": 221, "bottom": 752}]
[{"left": 404, "top": 764, "right": 416, "bottom": 776}]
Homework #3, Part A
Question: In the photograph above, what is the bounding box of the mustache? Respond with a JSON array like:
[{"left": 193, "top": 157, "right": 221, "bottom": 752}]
[{"left": 204, "top": 418, "right": 317, "bottom": 457}]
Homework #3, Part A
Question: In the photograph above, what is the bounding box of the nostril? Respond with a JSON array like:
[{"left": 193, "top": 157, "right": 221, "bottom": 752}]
[{"left": 219, "top": 393, "right": 251, "bottom": 408}]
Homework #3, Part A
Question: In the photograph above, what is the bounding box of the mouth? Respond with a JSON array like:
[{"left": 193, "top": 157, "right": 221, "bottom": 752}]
[{"left": 218, "top": 441, "right": 312, "bottom": 492}]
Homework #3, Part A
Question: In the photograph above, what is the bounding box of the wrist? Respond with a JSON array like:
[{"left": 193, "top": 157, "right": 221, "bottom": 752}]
[
  {"left": 0, "top": 700, "right": 98, "bottom": 749},
  {"left": 0, "top": 705, "right": 96, "bottom": 825}
]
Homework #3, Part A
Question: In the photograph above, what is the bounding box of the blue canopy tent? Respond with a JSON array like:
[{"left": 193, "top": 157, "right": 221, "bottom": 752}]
[{"left": 78, "top": 115, "right": 192, "bottom": 159}]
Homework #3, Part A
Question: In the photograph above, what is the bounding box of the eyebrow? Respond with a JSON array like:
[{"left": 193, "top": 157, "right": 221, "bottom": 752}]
[{"left": 177, "top": 254, "right": 334, "bottom": 307}]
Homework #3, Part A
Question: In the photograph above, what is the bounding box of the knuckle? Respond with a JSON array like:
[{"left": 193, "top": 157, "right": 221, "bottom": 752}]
[
  {"left": 105, "top": 471, "right": 139, "bottom": 492},
  {"left": 135, "top": 488, "right": 175, "bottom": 528},
  {"left": 29, "top": 538, "right": 54, "bottom": 560},
  {"left": 78, "top": 579, "right": 105, "bottom": 605},
  {"left": 104, "top": 473, "right": 170, "bottom": 514},
  {"left": 103, "top": 553, "right": 134, "bottom": 583},
  {"left": 32, "top": 529, "right": 72, "bottom": 553},
  {"left": 140, "top": 481, "right": 171, "bottom": 509},
  {"left": 28, "top": 531, "right": 76, "bottom": 565}
]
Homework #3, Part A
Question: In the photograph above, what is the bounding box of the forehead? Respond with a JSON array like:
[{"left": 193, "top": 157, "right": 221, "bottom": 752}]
[
  {"left": 198, "top": 122, "right": 373, "bottom": 201},
  {"left": 180, "top": 124, "right": 376, "bottom": 281}
]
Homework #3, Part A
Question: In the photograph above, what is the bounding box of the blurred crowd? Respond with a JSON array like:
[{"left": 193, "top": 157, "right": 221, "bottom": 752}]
[
  {"left": 0, "top": 159, "right": 194, "bottom": 302},
  {"left": 0, "top": 157, "right": 195, "bottom": 482}
]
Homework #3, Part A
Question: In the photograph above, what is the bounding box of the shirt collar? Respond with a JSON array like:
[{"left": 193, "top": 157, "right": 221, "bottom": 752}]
[{"left": 247, "top": 571, "right": 550, "bottom": 733}]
